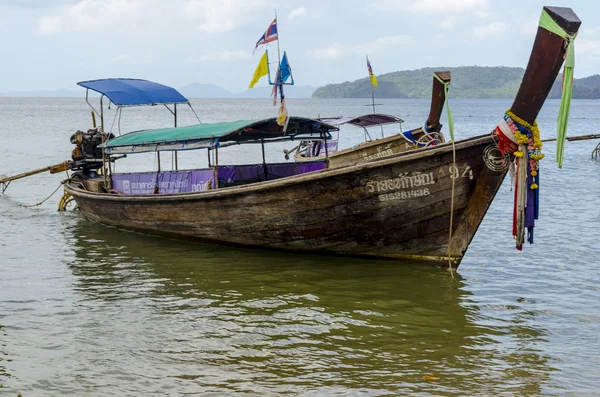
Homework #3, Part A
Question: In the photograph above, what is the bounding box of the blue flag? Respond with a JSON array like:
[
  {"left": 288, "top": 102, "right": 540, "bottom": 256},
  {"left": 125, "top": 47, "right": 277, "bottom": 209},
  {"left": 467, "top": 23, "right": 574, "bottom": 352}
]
[{"left": 279, "top": 52, "right": 292, "bottom": 84}]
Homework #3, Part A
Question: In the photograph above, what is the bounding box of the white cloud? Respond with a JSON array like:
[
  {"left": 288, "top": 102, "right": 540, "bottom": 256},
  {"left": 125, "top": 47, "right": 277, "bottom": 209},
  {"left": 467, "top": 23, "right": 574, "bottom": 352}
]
[
  {"left": 185, "top": 0, "right": 267, "bottom": 33},
  {"left": 581, "top": 27, "right": 600, "bottom": 38},
  {"left": 519, "top": 18, "right": 538, "bottom": 36},
  {"left": 473, "top": 21, "right": 508, "bottom": 38},
  {"left": 308, "top": 35, "right": 411, "bottom": 60},
  {"left": 288, "top": 7, "right": 306, "bottom": 19},
  {"left": 37, "top": 0, "right": 269, "bottom": 35},
  {"left": 36, "top": 0, "right": 165, "bottom": 35},
  {"left": 440, "top": 16, "right": 456, "bottom": 29},
  {"left": 369, "top": 0, "right": 489, "bottom": 14},
  {"left": 37, "top": 15, "right": 61, "bottom": 35},
  {"left": 311, "top": 43, "right": 344, "bottom": 60},
  {"left": 578, "top": 39, "right": 600, "bottom": 56},
  {"left": 106, "top": 54, "right": 131, "bottom": 64},
  {"left": 195, "top": 50, "right": 249, "bottom": 61},
  {"left": 357, "top": 35, "right": 410, "bottom": 53}
]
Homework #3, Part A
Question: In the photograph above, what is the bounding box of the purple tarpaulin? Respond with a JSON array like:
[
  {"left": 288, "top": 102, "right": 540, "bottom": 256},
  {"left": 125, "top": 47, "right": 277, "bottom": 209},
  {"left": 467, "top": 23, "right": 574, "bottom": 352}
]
[
  {"left": 112, "top": 162, "right": 325, "bottom": 195},
  {"left": 234, "top": 162, "right": 326, "bottom": 182},
  {"left": 112, "top": 169, "right": 234, "bottom": 194}
]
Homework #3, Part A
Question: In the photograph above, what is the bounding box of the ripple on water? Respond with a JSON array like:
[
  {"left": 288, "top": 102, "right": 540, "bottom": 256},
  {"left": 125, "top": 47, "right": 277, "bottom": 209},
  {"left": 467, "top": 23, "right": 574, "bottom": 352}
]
[{"left": 0, "top": 98, "right": 599, "bottom": 395}]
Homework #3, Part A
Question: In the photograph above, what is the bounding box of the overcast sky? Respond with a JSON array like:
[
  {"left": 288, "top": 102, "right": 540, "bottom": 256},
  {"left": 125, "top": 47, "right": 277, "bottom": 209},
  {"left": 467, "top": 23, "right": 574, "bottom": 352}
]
[{"left": 0, "top": 0, "right": 598, "bottom": 93}]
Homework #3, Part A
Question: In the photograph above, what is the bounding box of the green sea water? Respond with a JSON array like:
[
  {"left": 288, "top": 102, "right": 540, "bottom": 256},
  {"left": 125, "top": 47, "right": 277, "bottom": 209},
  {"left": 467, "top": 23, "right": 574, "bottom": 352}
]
[{"left": 1, "top": 97, "right": 599, "bottom": 395}]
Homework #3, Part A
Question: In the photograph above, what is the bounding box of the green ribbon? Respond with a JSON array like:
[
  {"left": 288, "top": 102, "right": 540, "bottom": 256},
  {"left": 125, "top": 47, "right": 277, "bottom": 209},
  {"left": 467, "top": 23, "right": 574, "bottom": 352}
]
[
  {"left": 539, "top": 9, "right": 577, "bottom": 168},
  {"left": 433, "top": 73, "right": 454, "bottom": 141}
]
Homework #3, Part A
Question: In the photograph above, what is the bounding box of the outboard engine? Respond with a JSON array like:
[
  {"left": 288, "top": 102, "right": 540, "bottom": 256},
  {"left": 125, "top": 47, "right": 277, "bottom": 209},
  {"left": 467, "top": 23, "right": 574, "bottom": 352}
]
[{"left": 70, "top": 129, "right": 115, "bottom": 176}]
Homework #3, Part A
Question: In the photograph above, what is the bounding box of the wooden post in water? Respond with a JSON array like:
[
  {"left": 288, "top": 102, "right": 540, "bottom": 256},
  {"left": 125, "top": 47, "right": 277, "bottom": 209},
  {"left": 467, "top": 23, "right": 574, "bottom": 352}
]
[{"left": 510, "top": 6, "right": 581, "bottom": 123}]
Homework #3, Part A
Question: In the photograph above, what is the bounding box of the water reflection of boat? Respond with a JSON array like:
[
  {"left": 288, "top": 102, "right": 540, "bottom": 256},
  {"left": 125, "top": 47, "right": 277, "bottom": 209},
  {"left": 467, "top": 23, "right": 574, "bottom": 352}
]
[{"left": 64, "top": 218, "right": 556, "bottom": 395}]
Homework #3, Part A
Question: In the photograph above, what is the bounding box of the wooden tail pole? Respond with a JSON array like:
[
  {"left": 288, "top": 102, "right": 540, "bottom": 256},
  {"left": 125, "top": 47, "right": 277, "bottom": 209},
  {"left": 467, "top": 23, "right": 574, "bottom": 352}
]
[
  {"left": 542, "top": 133, "right": 600, "bottom": 143},
  {"left": 0, "top": 161, "right": 72, "bottom": 193},
  {"left": 426, "top": 71, "right": 451, "bottom": 132},
  {"left": 510, "top": 7, "right": 581, "bottom": 123}
]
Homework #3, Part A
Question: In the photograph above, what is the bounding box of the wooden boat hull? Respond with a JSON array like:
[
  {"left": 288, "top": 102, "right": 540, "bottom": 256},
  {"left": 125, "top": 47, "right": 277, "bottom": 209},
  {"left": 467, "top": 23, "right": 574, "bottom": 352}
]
[
  {"left": 328, "top": 127, "right": 441, "bottom": 168},
  {"left": 66, "top": 134, "right": 507, "bottom": 267},
  {"left": 294, "top": 128, "right": 440, "bottom": 167}
]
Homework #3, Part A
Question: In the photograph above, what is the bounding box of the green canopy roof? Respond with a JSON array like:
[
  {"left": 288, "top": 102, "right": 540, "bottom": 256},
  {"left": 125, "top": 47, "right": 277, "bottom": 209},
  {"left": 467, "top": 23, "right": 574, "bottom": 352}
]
[{"left": 102, "top": 117, "right": 338, "bottom": 154}]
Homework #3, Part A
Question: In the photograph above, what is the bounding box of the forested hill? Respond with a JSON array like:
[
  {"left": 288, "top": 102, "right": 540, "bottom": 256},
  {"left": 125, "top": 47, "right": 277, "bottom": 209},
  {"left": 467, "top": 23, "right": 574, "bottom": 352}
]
[{"left": 312, "top": 66, "right": 600, "bottom": 99}]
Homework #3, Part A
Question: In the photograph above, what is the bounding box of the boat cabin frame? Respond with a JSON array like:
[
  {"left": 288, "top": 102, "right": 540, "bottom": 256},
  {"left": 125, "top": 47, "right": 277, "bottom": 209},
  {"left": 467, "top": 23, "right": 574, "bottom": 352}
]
[{"left": 75, "top": 79, "right": 338, "bottom": 193}]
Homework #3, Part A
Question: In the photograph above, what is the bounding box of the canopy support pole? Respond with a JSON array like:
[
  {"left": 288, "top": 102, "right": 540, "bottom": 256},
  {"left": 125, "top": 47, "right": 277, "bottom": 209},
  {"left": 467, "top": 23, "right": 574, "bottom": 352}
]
[
  {"left": 118, "top": 106, "right": 123, "bottom": 135},
  {"left": 362, "top": 126, "right": 372, "bottom": 141},
  {"left": 100, "top": 95, "right": 108, "bottom": 188},
  {"left": 214, "top": 147, "right": 219, "bottom": 190},
  {"left": 107, "top": 154, "right": 112, "bottom": 177},
  {"left": 261, "top": 139, "right": 268, "bottom": 181},
  {"left": 85, "top": 88, "right": 102, "bottom": 127},
  {"left": 188, "top": 102, "right": 202, "bottom": 123},
  {"left": 207, "top": 149, "right": 212, "bottom": 168},
  {"left": 174, "top": 104, "right": 178, "bottom": 170}
]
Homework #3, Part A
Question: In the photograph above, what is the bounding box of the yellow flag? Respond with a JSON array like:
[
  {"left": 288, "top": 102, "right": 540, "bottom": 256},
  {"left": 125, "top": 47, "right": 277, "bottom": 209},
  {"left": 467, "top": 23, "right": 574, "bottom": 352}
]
[
  {"left": 249, "top": 52, "right": 269, "bottom": 88},
  {"left": 370, "top": 74, "right": 378, "bottom": 87}
]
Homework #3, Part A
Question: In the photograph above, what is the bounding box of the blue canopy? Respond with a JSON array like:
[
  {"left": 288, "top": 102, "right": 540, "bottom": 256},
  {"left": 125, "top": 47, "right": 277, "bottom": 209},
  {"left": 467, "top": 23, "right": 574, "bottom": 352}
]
[{"left": 77, "top": 78, "right": 189, "bottom": 107}]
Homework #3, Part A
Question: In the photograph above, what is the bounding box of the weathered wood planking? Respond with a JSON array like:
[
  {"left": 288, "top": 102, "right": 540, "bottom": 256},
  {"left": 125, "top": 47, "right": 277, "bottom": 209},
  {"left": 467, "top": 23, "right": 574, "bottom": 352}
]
[
  {"left": 67, "top": 135, "right": 504, "bottom": 267},
  {"left": 327, "top": 129, "right": 431, "bottom": 168}
]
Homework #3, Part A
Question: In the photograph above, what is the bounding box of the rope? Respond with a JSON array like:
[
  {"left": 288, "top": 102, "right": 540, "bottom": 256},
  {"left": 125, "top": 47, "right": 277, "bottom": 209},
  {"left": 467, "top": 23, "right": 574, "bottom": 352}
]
[
  {"left": 432, "top": 72, "right": 458, "bottom": 275},
  {"left": 446, "top": 140, "right": 457, "bottom": 278},
  {"left": 21, "top": 180, "right": 68, "bottom": 208}
]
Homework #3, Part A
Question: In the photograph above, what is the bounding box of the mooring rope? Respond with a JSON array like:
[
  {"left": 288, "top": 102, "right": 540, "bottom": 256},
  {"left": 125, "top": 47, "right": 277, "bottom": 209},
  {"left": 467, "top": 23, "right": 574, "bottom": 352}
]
[
  {"left": 433, "top": 73, "right": 457, "bottom": 277},
  {"left": 21, "top": 180, "right": 68, "bottom": 208},
  {"left": 446, "top": 140, "right": 457, "bottom": 278}
]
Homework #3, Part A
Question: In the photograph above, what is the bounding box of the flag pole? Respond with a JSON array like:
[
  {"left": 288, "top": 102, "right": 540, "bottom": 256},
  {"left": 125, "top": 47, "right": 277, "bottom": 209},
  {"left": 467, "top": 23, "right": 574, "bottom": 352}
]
[
  {"left": 371, "top": 83, "right": 376, "bottom": 114},
  {"left": 275, "top": 9, "right": 288, "bottom": 131},
  {"left": 367, "top": 55, "right": 376, "bottom": 114},
  {"left": 275, "top": 11, "right": 284, "bottom": 101},
  {"left": 275, "top": 10, "right": 282, "bottom": 82},
  {"left": 367, "top": 55, "right": 383, "bottom": 137}
]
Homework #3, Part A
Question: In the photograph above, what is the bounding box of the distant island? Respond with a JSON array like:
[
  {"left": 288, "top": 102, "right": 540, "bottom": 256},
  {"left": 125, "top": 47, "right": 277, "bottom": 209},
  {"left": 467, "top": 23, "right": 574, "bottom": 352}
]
[
  {"left": 312, "top": 66, "right": 600, "bottom": 99},
  {"left": 3, "top": 67, "right": 599, "bottom": 99}
]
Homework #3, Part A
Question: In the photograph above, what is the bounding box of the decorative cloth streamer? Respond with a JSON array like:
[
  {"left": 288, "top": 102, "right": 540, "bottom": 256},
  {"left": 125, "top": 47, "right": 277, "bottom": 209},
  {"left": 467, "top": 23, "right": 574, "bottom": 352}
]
[
  {"left": 493, "top": 110, "right": 543, "bottom": 250},
  {"left": 539, "top": 8, "right": 577, "bottom": 168},
  {"left": 433, "top": 74, "right": 454, "bottom": 141}
]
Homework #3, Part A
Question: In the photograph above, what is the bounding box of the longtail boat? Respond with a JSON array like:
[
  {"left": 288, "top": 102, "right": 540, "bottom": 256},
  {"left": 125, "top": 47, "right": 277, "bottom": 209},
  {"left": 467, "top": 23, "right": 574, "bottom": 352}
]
[
  {"left": 293, "top": 72, "right": 450, "bottom": 167},
  {"left": 1, "top": 6, "right": 580, "bottom": 269}
]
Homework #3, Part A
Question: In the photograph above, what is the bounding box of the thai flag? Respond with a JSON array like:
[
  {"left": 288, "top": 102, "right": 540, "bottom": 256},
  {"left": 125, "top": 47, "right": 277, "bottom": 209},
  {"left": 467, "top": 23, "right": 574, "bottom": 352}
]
[
  {"left": 367, "top": 57, "right": 374, "bottom": 76},
  {"left": 254, "top": 18, "right": 278, "bottom": 52}
]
